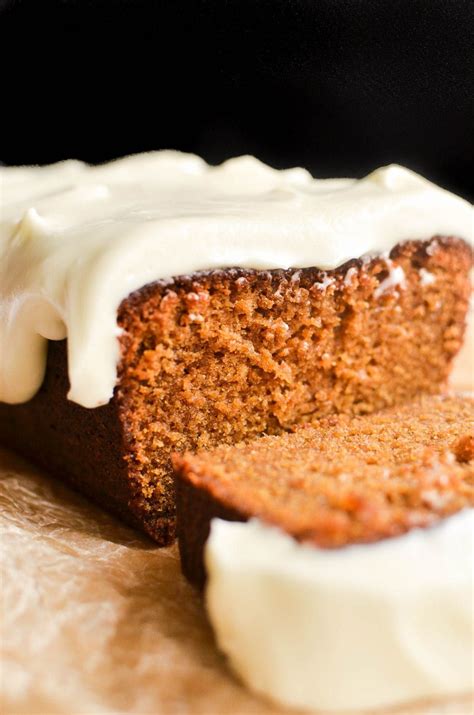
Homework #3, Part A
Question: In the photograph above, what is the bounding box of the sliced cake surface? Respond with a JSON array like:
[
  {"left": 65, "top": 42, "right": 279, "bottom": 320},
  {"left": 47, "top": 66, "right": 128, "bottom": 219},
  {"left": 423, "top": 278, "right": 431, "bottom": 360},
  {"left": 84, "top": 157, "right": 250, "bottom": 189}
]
[{"left": 174, "top": 394, "right": 474, "bottom": 585}]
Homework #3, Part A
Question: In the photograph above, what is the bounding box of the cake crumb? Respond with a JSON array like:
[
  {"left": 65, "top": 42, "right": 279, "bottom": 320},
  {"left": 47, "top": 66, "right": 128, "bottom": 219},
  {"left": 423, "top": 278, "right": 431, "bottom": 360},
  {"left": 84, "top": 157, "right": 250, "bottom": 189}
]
[{"left": 452, "top": 434, "right": 474, "bottom": 463}]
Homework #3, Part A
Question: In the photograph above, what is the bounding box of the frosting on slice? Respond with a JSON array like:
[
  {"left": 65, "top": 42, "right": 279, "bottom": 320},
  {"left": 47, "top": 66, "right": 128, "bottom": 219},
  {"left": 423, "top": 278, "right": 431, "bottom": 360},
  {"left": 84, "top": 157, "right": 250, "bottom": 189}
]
[
  {"left": 0, "top": 152, "right": 472, "bottom": 407},
  {"left": 205, "top": 511, "right": 474, "bottom": 712}
]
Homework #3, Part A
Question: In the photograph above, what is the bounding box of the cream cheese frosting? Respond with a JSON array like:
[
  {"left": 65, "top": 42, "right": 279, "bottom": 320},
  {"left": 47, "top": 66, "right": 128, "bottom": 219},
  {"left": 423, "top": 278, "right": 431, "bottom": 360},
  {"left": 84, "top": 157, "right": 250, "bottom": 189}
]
[
  {"left": 205, "top": 512, "right": 474, "bottom": 712},
  {"left": 0, "top": 151, "right": 472, "bottom": 407}
]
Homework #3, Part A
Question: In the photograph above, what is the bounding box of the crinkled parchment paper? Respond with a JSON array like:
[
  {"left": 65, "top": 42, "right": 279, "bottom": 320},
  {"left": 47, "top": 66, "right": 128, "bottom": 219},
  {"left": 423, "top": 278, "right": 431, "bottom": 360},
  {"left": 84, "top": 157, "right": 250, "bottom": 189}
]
[{"left": 1, "top": 316, "right": 473, "bottom": 715}]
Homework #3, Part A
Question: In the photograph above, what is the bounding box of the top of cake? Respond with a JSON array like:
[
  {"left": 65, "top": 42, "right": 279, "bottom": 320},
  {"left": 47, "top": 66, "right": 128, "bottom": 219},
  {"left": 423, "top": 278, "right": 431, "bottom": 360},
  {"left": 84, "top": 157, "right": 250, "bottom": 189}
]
[{"left": 0, "top": 151, "right": 472, "bottom": 408}]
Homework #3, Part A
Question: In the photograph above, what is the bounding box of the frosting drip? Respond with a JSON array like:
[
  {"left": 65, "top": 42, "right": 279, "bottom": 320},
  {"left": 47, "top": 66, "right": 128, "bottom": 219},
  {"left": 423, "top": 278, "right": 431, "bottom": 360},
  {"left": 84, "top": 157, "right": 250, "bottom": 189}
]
[
  {"left": 205, "top": 512, "right": 474, "bottom": 712},
  {"left": 0, "top": 152, "right": 472, "bottom": 407}
]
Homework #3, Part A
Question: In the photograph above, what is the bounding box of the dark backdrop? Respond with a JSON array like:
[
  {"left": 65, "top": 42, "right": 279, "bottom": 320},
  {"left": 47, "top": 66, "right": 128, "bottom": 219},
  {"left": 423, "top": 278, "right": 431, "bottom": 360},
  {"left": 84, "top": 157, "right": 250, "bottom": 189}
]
[{"left": 1, "top": 0, "right": 473, "bottom": 199}]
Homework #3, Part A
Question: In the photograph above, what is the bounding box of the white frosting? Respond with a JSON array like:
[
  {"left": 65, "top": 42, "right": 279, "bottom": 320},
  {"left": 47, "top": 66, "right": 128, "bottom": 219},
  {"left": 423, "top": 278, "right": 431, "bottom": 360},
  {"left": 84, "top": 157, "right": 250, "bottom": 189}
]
[
  {"left": 205, "top": 512, "right": 474, "bottom": 712},
  {"left": 0, "top": 152, "right": 472, "bottom": 407}
]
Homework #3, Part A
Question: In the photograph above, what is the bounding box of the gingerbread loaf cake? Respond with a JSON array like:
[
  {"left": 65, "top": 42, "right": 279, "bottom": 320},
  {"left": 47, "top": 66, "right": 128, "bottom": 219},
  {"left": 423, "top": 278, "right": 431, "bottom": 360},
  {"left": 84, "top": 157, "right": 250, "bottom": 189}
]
[
  {"left": 174, "top": 393, "right": 474, "bottom": 586},
  {"left": 0, "top": 153, "right": 472, "bottom": 544}
]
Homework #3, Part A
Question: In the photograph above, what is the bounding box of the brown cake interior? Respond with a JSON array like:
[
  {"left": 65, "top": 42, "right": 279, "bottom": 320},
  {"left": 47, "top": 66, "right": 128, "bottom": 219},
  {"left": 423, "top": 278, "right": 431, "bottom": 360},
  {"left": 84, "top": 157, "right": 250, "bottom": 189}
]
[
  {"left": 0, "top": 236, "right": 471, "bottom": 544},
  {"left": 174, "top": 394, "right": 474, "bottom": 586}
]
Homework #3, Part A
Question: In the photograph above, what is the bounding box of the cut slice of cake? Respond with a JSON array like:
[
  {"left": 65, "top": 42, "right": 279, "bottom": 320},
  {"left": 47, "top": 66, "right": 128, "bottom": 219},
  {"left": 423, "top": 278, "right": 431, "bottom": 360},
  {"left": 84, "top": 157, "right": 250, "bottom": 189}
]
[
  {"left": 174, "top": 393, "right": 474, "bottom": 586},
  {"left": 0, "top": 153, "right": 472, "bottom": 544}
]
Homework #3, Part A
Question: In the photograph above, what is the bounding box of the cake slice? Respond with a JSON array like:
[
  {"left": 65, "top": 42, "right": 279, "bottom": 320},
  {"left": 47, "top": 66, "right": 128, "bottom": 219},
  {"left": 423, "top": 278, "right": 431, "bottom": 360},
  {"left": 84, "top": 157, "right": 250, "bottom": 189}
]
[
  {"left": 202, "top": 506, "right": 473, "bottom": 712},
  {"left": 174, "top": 393, "right": 474, "bottom": 586}
]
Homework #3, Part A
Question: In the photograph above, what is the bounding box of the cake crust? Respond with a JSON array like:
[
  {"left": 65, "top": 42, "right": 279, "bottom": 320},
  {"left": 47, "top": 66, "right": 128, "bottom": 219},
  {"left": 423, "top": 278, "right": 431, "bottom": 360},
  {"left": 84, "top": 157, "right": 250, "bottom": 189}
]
[{"left": 0, "top": 236, "right": 471, "bottom": 544}]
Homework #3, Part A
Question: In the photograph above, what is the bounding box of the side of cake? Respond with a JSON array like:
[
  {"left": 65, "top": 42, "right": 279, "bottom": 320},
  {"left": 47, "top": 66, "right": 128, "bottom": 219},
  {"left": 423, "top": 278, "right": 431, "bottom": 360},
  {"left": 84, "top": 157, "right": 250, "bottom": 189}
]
[{"left": 0, "top": 153, "right": 472, "bottom": 544}]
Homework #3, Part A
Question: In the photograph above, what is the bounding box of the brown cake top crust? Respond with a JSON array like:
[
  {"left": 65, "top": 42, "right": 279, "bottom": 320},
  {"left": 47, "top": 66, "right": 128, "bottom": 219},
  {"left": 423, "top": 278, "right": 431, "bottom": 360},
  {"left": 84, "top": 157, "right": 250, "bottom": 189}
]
[{"left": 174, "top": 394, "right": 474, "bottom": 548}]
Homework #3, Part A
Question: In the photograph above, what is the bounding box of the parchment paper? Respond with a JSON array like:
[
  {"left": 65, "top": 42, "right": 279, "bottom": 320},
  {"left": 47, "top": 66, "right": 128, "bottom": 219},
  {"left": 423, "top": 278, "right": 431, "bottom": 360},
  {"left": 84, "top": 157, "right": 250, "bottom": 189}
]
[{"left": 1, "top": 317, "right": 472, "bottom": 715}]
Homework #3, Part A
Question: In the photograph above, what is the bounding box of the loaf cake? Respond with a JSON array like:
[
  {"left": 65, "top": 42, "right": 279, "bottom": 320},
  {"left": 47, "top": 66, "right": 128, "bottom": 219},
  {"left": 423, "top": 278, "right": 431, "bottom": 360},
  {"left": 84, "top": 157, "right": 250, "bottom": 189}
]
[
  {"left": 174, "top": 393, "right": 474, "bottom": 586},
  {"left": 0, "top": 153, "right": 472, "bottom": 544}
]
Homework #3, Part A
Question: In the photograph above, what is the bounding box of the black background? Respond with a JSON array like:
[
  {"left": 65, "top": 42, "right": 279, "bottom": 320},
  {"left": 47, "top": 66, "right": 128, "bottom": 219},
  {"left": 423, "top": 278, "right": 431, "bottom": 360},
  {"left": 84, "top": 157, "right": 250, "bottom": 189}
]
[{"left": 1, "top": 0, "right": 473, "bottom": 199}]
